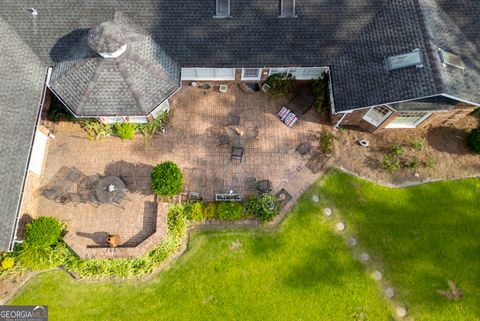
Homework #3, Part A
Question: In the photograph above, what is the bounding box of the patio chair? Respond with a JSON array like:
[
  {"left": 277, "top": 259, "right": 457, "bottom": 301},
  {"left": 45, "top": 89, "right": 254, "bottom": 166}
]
[
  {"left": 231, "top": 146, "right": 244, "bottom": 163},
  {"left": 227, "top": 113, "right": 240, "bottom": 126}
]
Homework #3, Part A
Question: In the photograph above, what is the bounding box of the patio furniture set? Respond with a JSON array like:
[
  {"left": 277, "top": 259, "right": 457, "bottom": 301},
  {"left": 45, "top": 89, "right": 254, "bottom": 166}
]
[{"left": 42, "top": 166, "right": 130, "bottom": 208}]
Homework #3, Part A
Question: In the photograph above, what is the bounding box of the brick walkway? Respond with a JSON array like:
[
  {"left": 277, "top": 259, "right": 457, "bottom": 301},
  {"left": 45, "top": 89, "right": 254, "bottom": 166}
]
[{"left": 20, "top": 83, "right": 331, "bottom": 258}]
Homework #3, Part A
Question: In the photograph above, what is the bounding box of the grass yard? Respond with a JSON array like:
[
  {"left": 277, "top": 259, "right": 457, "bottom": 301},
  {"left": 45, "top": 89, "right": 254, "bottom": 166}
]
[
  {"left": 318, "top": 170, "right": 480, "bottom": 320},
  {"left": 9, "top": 170, "right": 480, "bottom": 320}
]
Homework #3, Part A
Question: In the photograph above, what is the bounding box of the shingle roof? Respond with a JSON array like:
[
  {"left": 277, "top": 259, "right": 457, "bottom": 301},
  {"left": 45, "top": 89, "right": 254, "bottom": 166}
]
[
  {"left": 0, "top": 17, "right": 45, "bottom": 251},
  {"left": 1, "top": 0, "right": 480, "bottom": 249},
  {"left": 49, "top": 12, "right": 180, "bottom": 117}
]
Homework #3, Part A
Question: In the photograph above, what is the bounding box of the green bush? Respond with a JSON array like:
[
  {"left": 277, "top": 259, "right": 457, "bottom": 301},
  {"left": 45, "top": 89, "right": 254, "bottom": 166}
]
[
  {"left": 113, "top": 123, "right": 136, "bottom": 140},
  {"left": 25, "top": 217, "right": 63, "bottom": 248},
  {"left": 410, "top": 139, "right": 424, "bottom": 150},
  {"left": 135, "top": 113, "right": 167, "bottom": 139},
  {"left": 406, "top": 157, "right": 421, "bottom": 170},
  {"left": 467, "top": 127, "right": 480, "bottom": 154},
  {"left": 1, "top": 256, "right": 14, "bottom": 270},
  {"left": 81, "top": 120, "right": 113, "bottom": 141},
  {"left": 190, "top": 202, "right": 204, "bottom": 221},
  {"left": 390, "top": 144, "right": 405, "bottom": 156},
  {"left": 151, "top": 161, "right": 183, "bottom": 197},
  {"left": 319, "top": 132, "right": 335, "bottom": 156},
  {"left": 216, "top": 202, "right": 244, "bottom": 220},
  {"left": 203, "top": 203, "right": 217, "bottom": 220},
  {"left": 265, "top": 72, "right": 296, "bottom": 99},
  {"left": 312, "top": 74, "right": 330, "bottom": 115},
  {"left": 47, "top": 95, "right": 75, "bottom": 122},
  {"left": 382, "top": 154, "right": 401, "bottom": 173},
  {"left": 18, "top": 243, "right": 69, "bottom": 270},
  {"left": 245, "top": 193, "right": 281, "bottom": 222},
  {"left": 425, "top": 155, "right": 437, "bottom": 168}
]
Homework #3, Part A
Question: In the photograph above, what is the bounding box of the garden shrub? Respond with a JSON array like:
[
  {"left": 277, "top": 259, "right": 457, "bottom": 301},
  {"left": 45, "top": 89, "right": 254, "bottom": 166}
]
[
  {"left": 390, "top": 144, "right": 405, "bottom": 156},
  {"left": 216, "top": 202, "right": 244, "bottom": 220},
  {"left": 190, "top": 202, "right": 204, "bottom": 221},
  {"left": 319, "top": 132, "right": 335, "bottom": 156},
  {"left": 245, "top": 193, "right": 280, "bottom": 222},
  {"left": 264, "top": 72, "right": 296, "bottom": 99},
  {"left": 135, "top": 113, "right": 167, "bottom": 139},
  {"left": 467, "top": 127, "right": 480, "bottom": 154},
  {"left": 1, "top": 256, "right": 14, "bottom": 270},
  {"left": 18, "top": 217, "right": 66, "bottom": 270},
  {"left": 203, "top": 203, "right": 217, "bottom": 220},
  {"left": 151, "top": 161, "right": 183, "bottom": 197},
  {"left": 410, "top": 139, "right": 424, "bottom": 150},
  {"left": 382, "top": 153, "right": 401, "bottom": 173},
  {"left": 113, "top": 123, "right": 136, "bottom": 140},
  {"left": 25, "top": 217, "right": 63, "bottom": 248},
  {"left": 406, "top": 157, "right": 421, "bottom": 170},
  {"left": 47, "top": 96, "right": 75, "bottom": 122},
  {"left": 425, "top": 155, "right": 437, "bottom": 168},
  {"left": 82, "top": 120, "right": 113, "bottom": 141},
  {"left": 312, "top": 74, "right": 330, "bottom": 115}
]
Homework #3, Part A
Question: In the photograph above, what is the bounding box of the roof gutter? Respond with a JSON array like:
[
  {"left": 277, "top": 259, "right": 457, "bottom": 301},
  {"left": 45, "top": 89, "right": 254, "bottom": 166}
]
[{"left": 8, "top": 66, "right": 52, "bottom": 252}]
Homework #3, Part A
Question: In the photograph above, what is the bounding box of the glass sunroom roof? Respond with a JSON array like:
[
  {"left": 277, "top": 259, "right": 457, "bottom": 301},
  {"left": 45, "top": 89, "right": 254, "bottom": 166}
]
[{"left": 386, "top": 49, "right": 423, "bottom": 71}]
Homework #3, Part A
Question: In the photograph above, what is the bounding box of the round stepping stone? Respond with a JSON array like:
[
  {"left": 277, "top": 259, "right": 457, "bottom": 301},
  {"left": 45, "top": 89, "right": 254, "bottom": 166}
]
[
  {"left": 360, "top": 252, "right": 370, "bottom": 261},
  {"left": 396, "top": 306, "right": 407, "bottom": 318},
  {"left": 323, "top": 208, "right": 332, "bottom": 216},
  {"left": 373, "top": 270, "right": 383, "bottom": 281},
  {"left": 385, "top": 287, "right": 394, "bottom": 298},
  {"left": 335, "top": 221, "right": 345, "bottom": 231},
  {"left": 347, "top": 237, "right": 357, "bottom": 246},
  {"left": 312, "top": 195, "right": 319, "bottom": 203}
]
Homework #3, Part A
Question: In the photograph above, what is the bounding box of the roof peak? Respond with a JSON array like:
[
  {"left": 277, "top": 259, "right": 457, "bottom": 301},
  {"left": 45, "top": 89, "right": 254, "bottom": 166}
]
[{"left": 88, "top": 21, "right": 127, "bottom": 58}]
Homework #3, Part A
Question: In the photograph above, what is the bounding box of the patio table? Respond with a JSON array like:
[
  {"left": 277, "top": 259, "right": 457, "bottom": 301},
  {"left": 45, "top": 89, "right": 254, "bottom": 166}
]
[{"left": 95, "top": 176, "right": 126, "bottom": 204}]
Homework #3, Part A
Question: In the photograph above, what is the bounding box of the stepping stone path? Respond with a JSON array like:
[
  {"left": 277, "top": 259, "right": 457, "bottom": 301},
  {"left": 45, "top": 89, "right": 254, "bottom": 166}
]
[
  {"left": 312, "top": 195, "right": 319, "bottom": 203},
  {"left": 385, "top": 287, "right": 394, "bottom": 298},
  {"left": 323, "top": 207, "right": 332, "bottom": 216},
  {"left": 335, "top": 221, "right": 345, "bottom": 231},
  {"left": 373, "top": 270, "right": 382, "bottom": 281},
  {"left": 347, "top": 237, "right": 357, "bottom": 246},
  {"left": 396, "top": 306, "right": 407, "bottom": 318},
  {"left": 360, "top": 252, "right": 370, "bottom": 261}
]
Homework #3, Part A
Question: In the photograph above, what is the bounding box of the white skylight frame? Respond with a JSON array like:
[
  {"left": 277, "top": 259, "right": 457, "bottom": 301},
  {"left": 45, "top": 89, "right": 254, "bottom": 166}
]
[
  {"left": 216, "top": 0, "right": 230, "bottom": 17},
  {"left": 386, "top": 49, "right": 423, "bottom": 71},
  {"left": 438, "top": 48, "right": 464, "bottom": 70},
  {"left": 280, "top": 0, "right": 296, "bottom": 17}
]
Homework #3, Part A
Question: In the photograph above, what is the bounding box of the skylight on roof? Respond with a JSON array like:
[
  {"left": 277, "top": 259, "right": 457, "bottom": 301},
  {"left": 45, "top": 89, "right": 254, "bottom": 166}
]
[
  {"left": 439, "top": 49, "right": 464, "bottom": 70},
  {"left": 216, "top": 0, "right": 230, "bottom": 16},
  {"left": 386, "top": 49, "right": 423, "bottom": 71},
  {"left": 281, "top": 0, "right": 296, "bottom": 16}
]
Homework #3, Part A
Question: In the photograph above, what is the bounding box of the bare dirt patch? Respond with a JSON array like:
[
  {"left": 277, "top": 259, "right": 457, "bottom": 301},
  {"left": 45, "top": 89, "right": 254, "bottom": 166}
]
[{"left": 334, "top": 114, "right": 480, "bottom": 185}]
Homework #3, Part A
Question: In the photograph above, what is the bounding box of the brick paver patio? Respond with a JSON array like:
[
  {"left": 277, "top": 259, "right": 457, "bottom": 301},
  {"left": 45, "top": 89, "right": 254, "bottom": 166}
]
[{"left": 20, "top": 82, "right": 331, "bottom": 258}]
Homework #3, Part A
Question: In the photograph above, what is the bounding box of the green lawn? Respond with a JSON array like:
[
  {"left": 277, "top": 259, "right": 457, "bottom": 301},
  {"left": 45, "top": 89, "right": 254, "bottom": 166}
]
[{"left": 10, "top": 170, "right": 480, "bottom": 320}]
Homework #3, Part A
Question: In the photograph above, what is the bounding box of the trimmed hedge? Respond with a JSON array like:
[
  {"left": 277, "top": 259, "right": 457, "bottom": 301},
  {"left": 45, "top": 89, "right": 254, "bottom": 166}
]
[
  {"left": 216, "top": 202, "right": 244, "bottom": 220},
  {"left": 151, "top": 161, "right": 183, "bottom": 197}
]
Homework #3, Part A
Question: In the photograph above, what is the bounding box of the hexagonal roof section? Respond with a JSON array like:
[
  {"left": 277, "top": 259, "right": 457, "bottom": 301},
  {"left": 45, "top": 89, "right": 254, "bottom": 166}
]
[{"left": 49, "top": 11, "right": 180, "bottom": 117}]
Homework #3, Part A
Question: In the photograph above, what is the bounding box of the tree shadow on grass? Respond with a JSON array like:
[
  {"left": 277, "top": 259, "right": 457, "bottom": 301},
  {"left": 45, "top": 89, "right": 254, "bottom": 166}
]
[{"left": 282, "top": 241, "right": 347, "bottom": 288}]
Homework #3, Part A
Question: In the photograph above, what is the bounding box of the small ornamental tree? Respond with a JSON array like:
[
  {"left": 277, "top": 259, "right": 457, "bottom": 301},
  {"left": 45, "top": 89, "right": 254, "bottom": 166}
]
[
  {"left": 265, "top": 72, "right": 296, "bottom": 99},
  {"left": 25, "top": 217, "right": 63, "bottom": 248},
  {"left": 467, "top": 127, "right": 480, "bottom": 154},
  {"left": 151, "top": 161, "right": 183, "bottom": 196},
  {"left": 246, "top": 193, "right": 281, "bottom": 222}
]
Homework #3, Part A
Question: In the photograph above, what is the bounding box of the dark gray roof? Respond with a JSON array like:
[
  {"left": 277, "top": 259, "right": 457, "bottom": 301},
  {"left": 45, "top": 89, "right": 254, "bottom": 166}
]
[
  {"left": 2, "top": 0, "right": 480, "bottom": 248},
  {"left": 49, "top": 12, "right": 180, "bottom": 117},
  {"left": 0, "top": 17, "right": 45, "bottom": 251}
]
